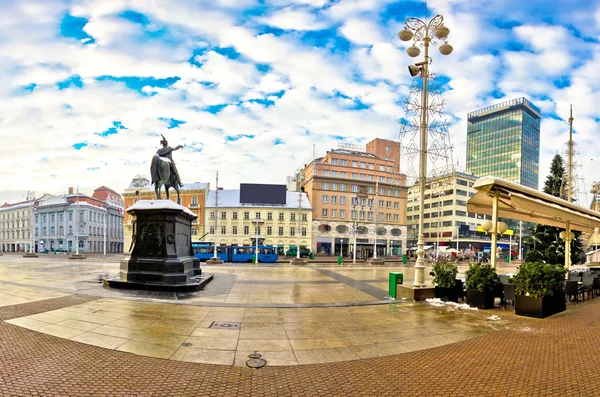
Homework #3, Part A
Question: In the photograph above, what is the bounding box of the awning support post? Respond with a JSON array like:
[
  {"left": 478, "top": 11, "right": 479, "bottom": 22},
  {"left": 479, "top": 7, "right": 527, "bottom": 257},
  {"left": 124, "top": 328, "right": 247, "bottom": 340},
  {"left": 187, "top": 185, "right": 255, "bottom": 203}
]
[
  {"left": 565, "top": 221, "right": 571, "bottom": 273},
  {"left": 491, "top": 193, "right": 499, "bottom": 269}
]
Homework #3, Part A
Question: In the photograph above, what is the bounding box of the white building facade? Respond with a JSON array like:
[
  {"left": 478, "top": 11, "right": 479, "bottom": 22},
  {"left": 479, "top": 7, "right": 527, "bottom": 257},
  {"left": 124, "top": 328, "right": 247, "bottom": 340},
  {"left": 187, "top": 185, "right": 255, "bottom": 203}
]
[{"left": 34, "top": 194, "right": 124, "bottom": 253}]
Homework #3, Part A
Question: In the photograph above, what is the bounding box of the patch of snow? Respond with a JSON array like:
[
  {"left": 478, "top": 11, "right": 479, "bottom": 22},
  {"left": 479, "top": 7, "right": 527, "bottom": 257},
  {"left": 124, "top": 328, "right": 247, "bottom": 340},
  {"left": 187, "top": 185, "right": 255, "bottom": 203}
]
[
  {"left": 487, "top": 315, "right": 502, "bottom": 321},
  {"left": 425, "top": 298, "right": 478, "bottom": 311}
]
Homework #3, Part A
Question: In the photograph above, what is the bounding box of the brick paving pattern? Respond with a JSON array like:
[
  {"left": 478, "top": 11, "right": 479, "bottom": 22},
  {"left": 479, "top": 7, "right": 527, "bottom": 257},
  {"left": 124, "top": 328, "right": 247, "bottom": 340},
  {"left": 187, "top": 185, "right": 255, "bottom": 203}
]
[{"left": 0, "top": 294, "right": 598, "bottom": 396}]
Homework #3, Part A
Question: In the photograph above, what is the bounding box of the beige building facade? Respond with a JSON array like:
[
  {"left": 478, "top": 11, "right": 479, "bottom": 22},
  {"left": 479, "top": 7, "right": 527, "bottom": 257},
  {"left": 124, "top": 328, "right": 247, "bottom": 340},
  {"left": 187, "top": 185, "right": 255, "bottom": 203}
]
[
  {"left": 298, "top": 139, "right": 408, "bottom": 257},
  {"left": 122, "top": 176, "right": 209, "bottom": 252},
  {"left": 204, "top": 189, "right": 312, "bottom": 255},
  {"left": 0, "top": 200, "right": 35, "bottom": 253}
]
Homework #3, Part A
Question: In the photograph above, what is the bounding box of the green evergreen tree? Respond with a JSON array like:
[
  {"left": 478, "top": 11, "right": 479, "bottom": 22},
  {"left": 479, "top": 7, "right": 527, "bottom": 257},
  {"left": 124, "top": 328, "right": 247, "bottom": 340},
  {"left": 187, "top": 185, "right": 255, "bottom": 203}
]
[{"left": 524, "top": 154, "right": 584, "bottom": 265}]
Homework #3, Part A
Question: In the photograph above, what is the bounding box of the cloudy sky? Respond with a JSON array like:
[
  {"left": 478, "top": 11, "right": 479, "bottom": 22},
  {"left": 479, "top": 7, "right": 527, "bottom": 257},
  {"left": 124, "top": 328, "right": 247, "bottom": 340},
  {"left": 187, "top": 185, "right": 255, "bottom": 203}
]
[{"left": 1, "top": 0, "right": 599, "bottom": 205}]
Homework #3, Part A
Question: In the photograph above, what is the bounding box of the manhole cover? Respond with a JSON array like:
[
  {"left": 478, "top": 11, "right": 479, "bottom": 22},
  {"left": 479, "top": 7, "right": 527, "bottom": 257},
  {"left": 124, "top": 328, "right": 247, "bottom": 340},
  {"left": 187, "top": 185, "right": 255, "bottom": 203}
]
[
  {"left": 210, "top": 321, "right": 241, "bottom": 329},
  {"left": 246, "top": 353, "right": 267, "bottom": 368},
  {"left": 181, "top": 342, "right": 193, "bottom": 347}
]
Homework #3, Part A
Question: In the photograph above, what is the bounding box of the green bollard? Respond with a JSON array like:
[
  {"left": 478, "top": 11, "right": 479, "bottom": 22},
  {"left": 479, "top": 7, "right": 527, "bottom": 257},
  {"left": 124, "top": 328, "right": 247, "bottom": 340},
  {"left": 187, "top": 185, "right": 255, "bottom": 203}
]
[
  {"left": 388, "top": 272, "right": 404, "bottom": 299},
  {"left": 337, "top": 255, "right": 343, "bottom": 265}
]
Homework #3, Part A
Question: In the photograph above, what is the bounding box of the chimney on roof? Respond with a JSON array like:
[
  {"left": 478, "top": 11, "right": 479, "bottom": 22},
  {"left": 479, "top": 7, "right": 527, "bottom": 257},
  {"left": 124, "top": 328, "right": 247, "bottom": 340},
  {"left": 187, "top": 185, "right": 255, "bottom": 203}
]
[{"left": 68, "top": 187, "right": 74, "bottom": 195}]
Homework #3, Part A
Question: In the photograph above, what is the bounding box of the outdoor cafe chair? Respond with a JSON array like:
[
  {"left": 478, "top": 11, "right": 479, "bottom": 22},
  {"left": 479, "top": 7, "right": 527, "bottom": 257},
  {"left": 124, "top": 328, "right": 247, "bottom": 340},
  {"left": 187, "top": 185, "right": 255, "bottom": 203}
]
[
  {"left": 582, "top": 274, "right": 596, "bottom": 300},
  {"left": 566, "top": 280, "right": 584, "bottom": 303},
  {"left": 502, "top": 283, "right": 515, "bottom": 310}
]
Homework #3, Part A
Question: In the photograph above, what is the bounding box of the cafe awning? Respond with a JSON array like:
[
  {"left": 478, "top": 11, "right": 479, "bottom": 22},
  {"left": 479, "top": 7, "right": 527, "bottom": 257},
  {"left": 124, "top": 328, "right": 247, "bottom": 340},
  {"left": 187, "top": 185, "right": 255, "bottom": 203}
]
[{"left": 467, "top": 176, "right": 600, "bottom": 233}]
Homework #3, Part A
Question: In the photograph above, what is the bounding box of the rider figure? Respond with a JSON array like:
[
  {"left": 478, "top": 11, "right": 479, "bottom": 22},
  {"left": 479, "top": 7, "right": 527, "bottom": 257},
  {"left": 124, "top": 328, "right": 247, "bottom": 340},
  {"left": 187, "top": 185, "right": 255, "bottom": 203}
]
[{"left": 157, "top": 135, "right": 184, "bottom": 187}]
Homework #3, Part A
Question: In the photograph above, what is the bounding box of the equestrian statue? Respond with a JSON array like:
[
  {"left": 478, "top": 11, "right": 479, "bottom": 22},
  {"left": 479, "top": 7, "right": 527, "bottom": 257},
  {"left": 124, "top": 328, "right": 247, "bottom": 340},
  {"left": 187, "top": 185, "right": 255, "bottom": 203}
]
[{"left": 150, "top": 134, "right": 184, "bottom": 200}]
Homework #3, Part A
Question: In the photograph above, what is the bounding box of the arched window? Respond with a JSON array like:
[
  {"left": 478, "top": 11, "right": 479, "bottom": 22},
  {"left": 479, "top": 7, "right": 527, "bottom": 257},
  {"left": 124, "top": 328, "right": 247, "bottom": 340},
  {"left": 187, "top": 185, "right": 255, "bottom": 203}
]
[
  {"left": 50, "top": 227, "right": 55, "bottom": 235},
  {"left": 191, "top": 196, "right": 198, "bottom": 206}
]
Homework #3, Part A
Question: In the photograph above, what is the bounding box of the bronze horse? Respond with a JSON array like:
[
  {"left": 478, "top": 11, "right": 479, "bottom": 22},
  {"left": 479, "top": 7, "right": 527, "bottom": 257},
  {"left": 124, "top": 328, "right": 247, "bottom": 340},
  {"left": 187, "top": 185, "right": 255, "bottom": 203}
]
[{"left": 150, "top": 154, "right": 181, "bottom": 200}]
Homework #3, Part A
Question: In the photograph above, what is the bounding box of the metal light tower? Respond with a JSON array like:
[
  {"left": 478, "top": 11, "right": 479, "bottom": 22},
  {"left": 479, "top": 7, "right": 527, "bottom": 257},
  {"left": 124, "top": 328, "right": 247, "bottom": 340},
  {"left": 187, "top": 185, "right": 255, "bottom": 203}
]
[{"left": 398, "top": 15, "right": 453, "bottom": 286}]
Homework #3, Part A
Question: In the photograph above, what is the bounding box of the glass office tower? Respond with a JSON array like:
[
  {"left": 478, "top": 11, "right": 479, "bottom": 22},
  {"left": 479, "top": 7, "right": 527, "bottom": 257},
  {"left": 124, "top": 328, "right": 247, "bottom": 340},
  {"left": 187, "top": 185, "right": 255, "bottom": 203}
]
[{"left": 466, "top": 97, "right": 541, "bottom": 189}]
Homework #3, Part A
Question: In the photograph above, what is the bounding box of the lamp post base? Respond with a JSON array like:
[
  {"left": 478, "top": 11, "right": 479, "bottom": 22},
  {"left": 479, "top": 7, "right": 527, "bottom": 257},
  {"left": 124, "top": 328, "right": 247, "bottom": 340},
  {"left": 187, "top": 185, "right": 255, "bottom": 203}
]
[
  {"left": 69, "top": 254, "right": 87, "bottom": 260},
  {"left": 292, "top": 258, "right": 308, "bottom": 266},
  {"left": 207, "top": 257, "right": 223, "bottom": 265},
  {"left": 23, "top": 253, "right": 38, "bottom": 258}
]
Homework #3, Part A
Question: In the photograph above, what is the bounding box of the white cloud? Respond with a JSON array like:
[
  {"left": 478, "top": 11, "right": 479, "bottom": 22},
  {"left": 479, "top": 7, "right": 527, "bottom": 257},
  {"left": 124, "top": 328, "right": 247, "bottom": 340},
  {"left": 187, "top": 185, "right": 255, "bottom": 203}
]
[
  {"left": 2, "top": 0, "right": 600, "bottom": 207},
  {"left": 339, "top": 18, "right": 384, "bottom": 45},
  {"left": 260, "top": 7, "right": 328, "bottom": 31}
]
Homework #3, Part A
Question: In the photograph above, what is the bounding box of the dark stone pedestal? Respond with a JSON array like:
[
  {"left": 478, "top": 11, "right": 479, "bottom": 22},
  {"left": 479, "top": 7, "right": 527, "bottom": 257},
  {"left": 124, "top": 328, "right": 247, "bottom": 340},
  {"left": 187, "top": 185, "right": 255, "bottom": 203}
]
[
  {"left": 68, "top": 254, "right": 87, "bottom": 260},
  {"left": 23, "top": 253, "right": 38, "bottom": 258},
  {"left": 207, "top": 257, "right": 224, "bottom": 265},
  {"left": 104, "top": 200, "right": 211, "bottom": 292}
]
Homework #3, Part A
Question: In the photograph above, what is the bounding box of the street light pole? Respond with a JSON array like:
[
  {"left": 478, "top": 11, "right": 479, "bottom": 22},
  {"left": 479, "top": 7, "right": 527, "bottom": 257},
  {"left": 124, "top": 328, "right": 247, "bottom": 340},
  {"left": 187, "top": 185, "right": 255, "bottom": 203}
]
[
  {"left": 28, "top": 191, "right": 35, "bottom": 253},
  {"left": 75, "top": 186, "right": 79, "bottom": 255},
  {"left": 353, "top": 220, "right": 357, "bottom": 263},
  {"left": 213, "top": 171, "right": 219, "bottom": 260},
  {"left": 399, "top": 15, "right": 453, "bottom": 287},
  {"left": 373, "top": 181, "right": 378, "bottom": 259},
  {"left": 297, "top": 190, "right": 302, "bottom": 260}
]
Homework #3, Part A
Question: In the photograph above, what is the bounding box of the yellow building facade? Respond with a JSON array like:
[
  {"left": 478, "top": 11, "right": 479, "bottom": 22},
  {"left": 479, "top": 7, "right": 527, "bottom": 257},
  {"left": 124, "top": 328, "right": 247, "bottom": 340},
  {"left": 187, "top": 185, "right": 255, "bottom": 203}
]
[
  {"left": 122, "top": 176, "right": 209, "bottom": 252},
  {"left": 204, "top": 189, "right": 312, "bottom": 255}
]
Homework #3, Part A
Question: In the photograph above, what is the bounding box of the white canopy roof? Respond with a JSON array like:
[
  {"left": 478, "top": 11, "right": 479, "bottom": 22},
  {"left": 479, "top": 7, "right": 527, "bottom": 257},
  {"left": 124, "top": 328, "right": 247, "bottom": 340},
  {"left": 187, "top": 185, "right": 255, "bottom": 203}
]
[{"left": 467, "top": 176, "right": 600, "bottom": 233}]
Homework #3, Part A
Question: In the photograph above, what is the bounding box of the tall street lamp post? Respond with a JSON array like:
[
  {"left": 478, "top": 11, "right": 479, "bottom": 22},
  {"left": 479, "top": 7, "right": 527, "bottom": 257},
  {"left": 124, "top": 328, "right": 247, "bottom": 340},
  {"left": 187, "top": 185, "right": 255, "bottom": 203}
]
[
  {"left": 290, "top": 170, "right": 307, "bottom": 265},
  {"left": 399, "top": 15, "right": 453, "bottom": 286}
]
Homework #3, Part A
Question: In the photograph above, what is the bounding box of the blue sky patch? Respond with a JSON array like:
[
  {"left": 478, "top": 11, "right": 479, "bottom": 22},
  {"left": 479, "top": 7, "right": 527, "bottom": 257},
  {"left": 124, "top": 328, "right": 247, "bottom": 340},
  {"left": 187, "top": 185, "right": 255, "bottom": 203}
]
[
  {"left": 120, "top": 10, "right": 151, "bottom": 26},
  {"left": 274, "top": 138, "right": 284, "bottom": 145},
  {"left": 96, "top": 76, "right": 180, "bottom": 93},
  {"left": 256, "top": 64, "right": 271, "bottom": 73},
  {"left": 60, "top": 14, "right": 95, "bottom": 43},
  {"left": 23, "top": 83, "right": 37, "bottom": 92},
  {"left": 226, "top": 134, "right": 255, "bottom": 142},
  {"left": 204, "top": 104, "right": 228, "bottom": 114},
  {"left": 57, "top": 75, "right": 83, "bottom": 90},
  {"left": 300, "top": 29, "right": 351, "bottom": 53},
  {"left": 213, "top": 47, "right": 241, "bottom": 60},
  {"left": 159, "top": 117, "right": 186, "bottom": 129},
  {"left": 73, "top": 142, "right": 88, "bottom": 150},
  {"left": 96, "top": 121, "right": 127, "bottom": 137}
]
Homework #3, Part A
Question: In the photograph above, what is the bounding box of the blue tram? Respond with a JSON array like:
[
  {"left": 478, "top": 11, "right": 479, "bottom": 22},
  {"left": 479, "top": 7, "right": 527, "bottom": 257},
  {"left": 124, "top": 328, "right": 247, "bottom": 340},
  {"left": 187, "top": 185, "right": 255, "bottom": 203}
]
[{"left": 192, "top": 243, "right": 278, "bottom": 263}]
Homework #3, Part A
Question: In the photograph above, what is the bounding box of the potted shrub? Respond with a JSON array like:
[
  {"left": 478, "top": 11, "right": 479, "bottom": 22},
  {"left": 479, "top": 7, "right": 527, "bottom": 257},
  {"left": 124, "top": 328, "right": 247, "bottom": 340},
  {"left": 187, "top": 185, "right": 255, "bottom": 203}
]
[
  {"left": 429, "top": 260, "right": 459, "bottom": 302},
  {"left": 465, "top": 263, "right": 499, "bottom": 309},
  {"left": 513, "top": 261, "right": 566, "bottom": 318}
]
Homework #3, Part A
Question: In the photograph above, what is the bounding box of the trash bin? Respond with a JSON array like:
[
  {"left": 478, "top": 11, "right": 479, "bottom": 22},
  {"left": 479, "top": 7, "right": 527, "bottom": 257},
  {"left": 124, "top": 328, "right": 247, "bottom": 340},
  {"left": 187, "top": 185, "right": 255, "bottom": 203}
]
[
  {"left": 402, "top": 255, "right": 407, "bottom": 264},
  {"left": 253, "top": 255, "right": 257, "bottom": 264},
  {"left": 310, "top": 253, "right": 315, "bottom": 260},
  {"left": 389, "top": 272, "right": 404, "bottom": 299},
  {"left": 53, "top": 249, "right": 56, "bottom": 255},
  {"left": 337, "top": 255, "right": 343, "bottom": 265}
]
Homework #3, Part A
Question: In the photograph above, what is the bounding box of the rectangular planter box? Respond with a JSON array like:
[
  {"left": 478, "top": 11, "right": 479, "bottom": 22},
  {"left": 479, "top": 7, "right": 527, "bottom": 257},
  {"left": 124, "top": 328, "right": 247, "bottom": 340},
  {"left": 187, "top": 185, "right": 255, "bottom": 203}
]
[
  {"left": 466, "top": 289, "right": 495, "bottom": 309},
  {"left": 515, "top": 293, "right": 566, "bottom": 318},
  {"left": 435, "top": 286, "right": 458, "bottom": 303}
]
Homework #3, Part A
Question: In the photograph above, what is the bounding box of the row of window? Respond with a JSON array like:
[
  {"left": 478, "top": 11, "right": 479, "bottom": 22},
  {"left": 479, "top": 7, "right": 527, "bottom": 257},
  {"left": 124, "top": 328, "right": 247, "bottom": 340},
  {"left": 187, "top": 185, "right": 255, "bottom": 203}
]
[
  {"left": 209, "top": 211, "right": 308, "bottom": 221},
  {"left": 329, "top": 157, "right": 392, "bottom": 171},
  {"left": 0, "top": 211, "right": 27, "bottom": 219},
  {"left": 35, "top": 225, "right": 122, "bottom": 237},
  {"left": 321, "top": 169, "right": 399, "bottom": 183},
  {"left": 320, "top": 209, "right": 400, "bottom": 222},
  {"left": 208, "top": 225, "right": 307, "bottom": 237},
  {"left": 322, "top": 183, "right": 401, "bottom": 197},
  {"left": 408, "top": 213, "right": 493, "bottom": 222}
]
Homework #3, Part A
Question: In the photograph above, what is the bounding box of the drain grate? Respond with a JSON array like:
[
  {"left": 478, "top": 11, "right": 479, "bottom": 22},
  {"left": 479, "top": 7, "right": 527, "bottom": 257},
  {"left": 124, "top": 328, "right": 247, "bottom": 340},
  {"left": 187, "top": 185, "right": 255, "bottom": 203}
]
[{"left": 210, "top": 321, "right": 241, "bottom": 330}]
